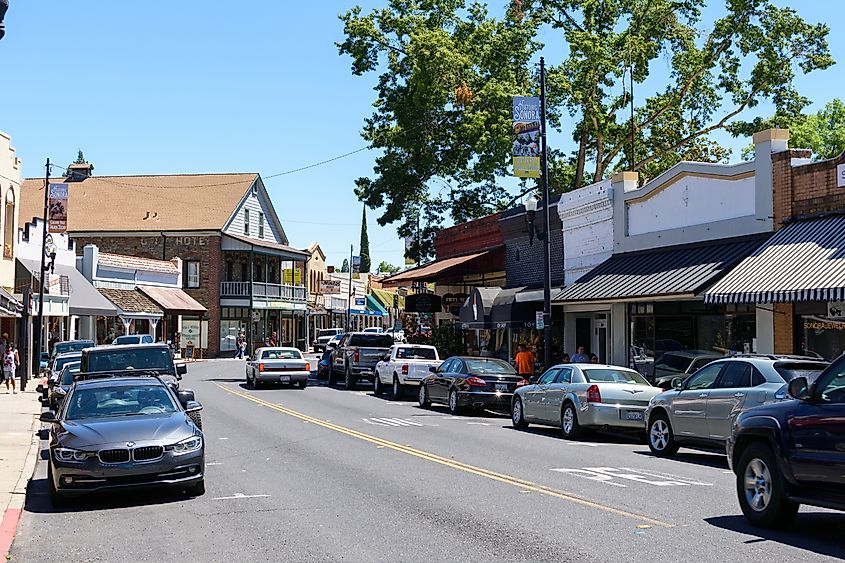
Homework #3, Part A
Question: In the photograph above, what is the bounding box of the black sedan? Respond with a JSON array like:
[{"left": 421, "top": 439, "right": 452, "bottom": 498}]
[
  {"left": 47, "top": 361, "right": 80, "bottom": 410},
  {"left": 417, "top": 356, "right": 527, "bottom": 415},
  {"left": 40, "top": 376, "right": 205, "bottom": 505}
]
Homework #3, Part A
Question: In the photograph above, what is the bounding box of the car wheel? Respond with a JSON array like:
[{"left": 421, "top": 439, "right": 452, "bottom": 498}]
[
  {"left": 47, "top": 462, "right": 67, "bottom": 508},
  {"left": 186, "top": 479, "right": 206, "bottom": 497},
  {"left": 736, "top": 442, "right": 798, "bottom": 528},
  {"left": 647, "top": 412, "right": 680, "bottom": 457},
  {"left": 253, "top": 377, "right": 262, "bottom": 389},
  {"left": 373, "top": 375, "right": 383, "bottom": 396},
  {"left": 187, "top": 411, "right": 203, "bottom": 430},
  {"left": 392, "top": 376, "right": 402, "bottom": 400},
  {"left": 297, "top": 380, "right": 307, "bottom": 390},
  {"left": 448, "top": 388, "right": 462, "bottom": 415},
  {"left": 560, "top": 402, "right": 583, "bottom": 440},
  {"left": 512, "top": 397, "right": 528, "bottom": 430},
  {"left": 418, "top": 383, "right": 431, "bottom": 408},
  {"left": 345, "top": 365, "right": 356, "bottom": 390}
]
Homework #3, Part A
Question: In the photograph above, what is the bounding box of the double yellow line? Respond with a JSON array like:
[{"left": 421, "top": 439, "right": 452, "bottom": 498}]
[{"left": 217, "top": 384, "right": 673, "bottom": 528}]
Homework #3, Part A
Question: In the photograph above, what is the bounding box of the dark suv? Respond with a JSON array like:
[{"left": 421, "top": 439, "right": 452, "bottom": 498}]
[{"left": 728, "top": 353, "right": 845, "bottom": 528}]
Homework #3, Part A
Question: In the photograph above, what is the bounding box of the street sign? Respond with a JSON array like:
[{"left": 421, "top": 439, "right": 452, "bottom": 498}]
[
  {"left": 535, "top": 311, "right": 544, "bottom": 330},
  {"left": 355, "top": 297, "right": 366, "bottom": 307}
]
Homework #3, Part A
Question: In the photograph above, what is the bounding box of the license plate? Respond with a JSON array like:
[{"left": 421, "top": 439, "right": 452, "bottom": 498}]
[
  {"left": 279, "top": 376, "right": 290, "bottom": 382},
  {"left": 625, "top": 411, "right": 643, "bottom": 421},
  {"left": 495, "top": 384, "right": 509, "bottom": 392}
]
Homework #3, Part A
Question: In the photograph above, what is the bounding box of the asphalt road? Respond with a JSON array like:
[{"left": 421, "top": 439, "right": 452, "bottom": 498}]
[{"left": 11, "top": 358, "right": 845, "bottom": 562}]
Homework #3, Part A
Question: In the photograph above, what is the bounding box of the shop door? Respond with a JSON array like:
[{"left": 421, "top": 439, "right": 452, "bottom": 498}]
[
  {"left": 575, "top": 318, "right": 591, "bottom": 354},
  {"left": 593, "top": 319, "right": 607, "bottom": 364}
]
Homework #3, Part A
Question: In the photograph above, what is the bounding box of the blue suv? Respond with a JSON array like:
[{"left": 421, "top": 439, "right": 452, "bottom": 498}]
[{"left": 728, "top": 353, "right": 845, "bottom": 527}]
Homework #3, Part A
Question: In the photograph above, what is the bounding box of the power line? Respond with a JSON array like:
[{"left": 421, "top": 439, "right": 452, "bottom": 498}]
[{"left": 264, "top": 147, "right": 369, "bottom": 179}]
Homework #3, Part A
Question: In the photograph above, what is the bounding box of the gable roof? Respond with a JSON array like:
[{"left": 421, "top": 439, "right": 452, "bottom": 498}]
[
  {"left": 222, "top": 176, "right": 289, "bottom": 245},
  {"left": 307, "top": 242, "right": 326, "bottom": 261},
  {"left": 20, "top": 173, "right": 259, "bottom": 232},
  {"left": 98, "top": 252, "right": 179, "bottom": 274}
]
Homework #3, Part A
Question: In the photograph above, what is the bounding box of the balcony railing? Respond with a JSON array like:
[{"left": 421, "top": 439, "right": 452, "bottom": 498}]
[{"left": 220, "top": 281, "right": 307, "bottom": 302}]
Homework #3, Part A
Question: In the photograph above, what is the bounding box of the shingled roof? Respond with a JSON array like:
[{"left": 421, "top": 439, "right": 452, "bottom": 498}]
[
  {"left": 20, "top": 173, "right": 258, "bottom": 232},
  {"left": 98, "top": 252, "right": 179, "bottom": 274}
]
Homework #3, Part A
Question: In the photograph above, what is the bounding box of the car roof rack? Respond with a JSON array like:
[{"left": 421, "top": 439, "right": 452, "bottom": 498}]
[
  {"left": 74, "top": 369, "right": 164, "bottom": 381},
  {"left": 731, "top": 353, "right": 826, "bottom": 361}
]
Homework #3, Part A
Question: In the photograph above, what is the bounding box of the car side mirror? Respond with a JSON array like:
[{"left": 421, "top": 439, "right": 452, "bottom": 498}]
[
  {"left": 176, "top": 363, "right": 187, "bottom": 376},
  {"left": 788, "top": 376, "right": 812, "bottom": 401},
  {"left": 39, "top": 411, "right": 57, "bottom": 423},
  {"left": 177, "top": 389, "right": 196, "bottom": 406},
  {"left": 429, "top": 366, "right": 438, "bottom": 373},
  {"left": 185, "top": 400, "right": 203, "bottom": 413},
  {"left": 671, "top": 377, "right": 684, "bottom": 390}
]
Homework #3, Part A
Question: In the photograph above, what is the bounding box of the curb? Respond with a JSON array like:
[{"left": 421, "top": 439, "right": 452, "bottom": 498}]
[{"left": 1, "top": 415, "right": 41, "bottom": 559}]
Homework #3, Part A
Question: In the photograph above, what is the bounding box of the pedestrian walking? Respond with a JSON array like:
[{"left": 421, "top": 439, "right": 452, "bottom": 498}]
[
  {"left": 514, "top": 344, "right": 536, "bottom": 378},
  {"left": 3, "top": 344, "right": 16, "bottom": 393},
  {"left": 571, "top": 345, "right": 590, "bottom": 363}
]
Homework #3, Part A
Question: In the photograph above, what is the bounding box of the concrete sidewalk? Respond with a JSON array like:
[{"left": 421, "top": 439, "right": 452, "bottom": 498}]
[{"left": 0, "top": 388, "right": 41, "bottom": 558}]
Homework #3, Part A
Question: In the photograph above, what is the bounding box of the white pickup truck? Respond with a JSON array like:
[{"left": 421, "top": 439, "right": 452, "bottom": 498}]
[{"left": 373, "top": 344, "right": 441, "bottom": 399}]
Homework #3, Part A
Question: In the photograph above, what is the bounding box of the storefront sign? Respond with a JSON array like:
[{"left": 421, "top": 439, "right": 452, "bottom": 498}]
[
  {"left": 535, "top": 311, "right": 545, "bottom": 330},
  {"left": 512, "top": 96, "right": 541, "bottom": 178},
  {"left": 828, "top": 301, "right": 845, "bottom": 319},
  {"left": 443, "top": 293, "right": 468, "bottom": 316},
  {"left": 405, "top": 293, "right": 442, "bottom": 313},
  {"left": 319, "top": 279, "right": 341, "bottom": 294},
  {"left": 48, "top": 183, "right": 68, "bottom": 233},
  {"left": 140, "top": 236, "right": 209, "bottom": 247},
  {"left": 355, "top": 297, "right": 366, "bottom": 307},
  {"left": 838, "top": 163, "right": 845, "bottom": 188}
]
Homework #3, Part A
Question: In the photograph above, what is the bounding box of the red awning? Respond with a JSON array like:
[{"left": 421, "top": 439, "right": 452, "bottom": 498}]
[
  {"left": 382, "top": 250, "right": 495, "bottom": 286},
  {"left": 137, "top": 286, "right": 207, "bottom": 314}
]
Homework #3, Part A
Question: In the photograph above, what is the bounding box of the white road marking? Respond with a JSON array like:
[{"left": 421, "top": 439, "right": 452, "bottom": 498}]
[
  {"left": 466, "top": 422, "right": 490, "bottom": 426},
  {"left": 550, "top": 467, "right": 712, "bottom": 488},
  {"left": 212, "top": 493, "right": 271, "bottom": 501},
  {"left": 218, "top": 437, "right": 229, "bottom": 440},
  {"left": 363, "top": 417, "right": 424, "bottom": 427},
  {"left": 206, "top": 462, "right": 224, "bottom": 466}
]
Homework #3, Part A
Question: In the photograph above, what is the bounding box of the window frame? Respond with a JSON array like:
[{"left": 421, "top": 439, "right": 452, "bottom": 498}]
[
  {"left": 537, "top": 369, "right": 559, "bottom": 385},
  {"left": 185, "top": 260, "right": 201, "bottom": 289},
  {"left": 714, "top": 361, "right": 752, "bottom": 389},
  {"left": 554, "top": 367, "right": 572, "bottom": 384},
  {"left": 244, "top": 208, "right": 250, "bottom": 236},
  {"left": 258, "top": 212, "right": 265, "bottom": 238},
  {"left": 684, "top": 363, "right": 724, "bottom": 391}
]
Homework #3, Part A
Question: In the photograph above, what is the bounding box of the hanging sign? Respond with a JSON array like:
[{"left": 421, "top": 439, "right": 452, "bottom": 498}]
[
  {"left": 352, "top": 255, "right": 361, "bottom": 273},
  {"left": 512, "top": 97, "right": 541, "bottom": 178},
  {"left": 535, "top": 311, "right": 545, "bottom": 330},
  {"left": 48, "top": 183, "right": 69, "bottom": 233}
]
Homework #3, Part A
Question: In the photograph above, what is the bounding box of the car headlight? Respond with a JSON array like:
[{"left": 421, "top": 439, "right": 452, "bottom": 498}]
[
  {"left": 54, "top": 448, "right": 91, "bottom": 462},
  {"left": 170, "top": 435, "right": 203, "bottom": 455}
]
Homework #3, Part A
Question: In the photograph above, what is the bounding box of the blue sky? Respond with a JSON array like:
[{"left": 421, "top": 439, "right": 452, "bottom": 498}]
[{"left": 0, "top": 1, "right": 840, "bottom": 269}]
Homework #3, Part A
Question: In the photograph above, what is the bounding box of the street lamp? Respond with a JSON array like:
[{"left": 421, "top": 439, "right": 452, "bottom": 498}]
[
  {"left": 524, "top": 194, "right": 553, "bottom": 370},
  {"left": 0, "top": 0, "right": 8, "bottom": 41},
  {"left": 524, "top": 195, "right": 545, "bottom": 245}
]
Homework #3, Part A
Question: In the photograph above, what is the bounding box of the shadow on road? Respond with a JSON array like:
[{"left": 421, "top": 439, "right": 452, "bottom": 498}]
[
  {"left": 633, "top": 450, "right": 729, "bottom": 470},
  {"left": 705, "top": 514, "right": 845, "bottom": 559},
  {"left": 203, "top": 377, "right": 244, "bottom": 383},
  {"left": 503, "top": 425, "right": 643, "bottom": 445}
]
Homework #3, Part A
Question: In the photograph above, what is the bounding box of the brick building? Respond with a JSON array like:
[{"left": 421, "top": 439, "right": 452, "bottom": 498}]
[
  {"left": 706, "top": 129, "right": 845, "bottom": 360},
  {"left": 21, "top": 169, "right": 308, "bottom": 356}
]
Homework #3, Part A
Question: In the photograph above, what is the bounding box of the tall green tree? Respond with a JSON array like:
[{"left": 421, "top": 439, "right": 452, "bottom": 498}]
[
  {"left": 535, "top": 0, "right": 833, "bottom": 187},
  {"left": 359, "top": 205, "right": 371, "bottom": 273},
  {"left": 341, "top": 258, "right": 350, "bottom": 273},
  {"left": 739, "top": 99, "right": 845, "bottom": 161},
  {"left": 377, "top": 261, "right": 401, "bottom": 274},
  {"left": 339, "top": 0, "right": 541, "bottom": 261}
]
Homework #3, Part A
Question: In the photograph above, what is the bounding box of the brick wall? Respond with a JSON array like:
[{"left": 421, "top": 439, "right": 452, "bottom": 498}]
[
  {"left": 504, "top": 230, "right": 564, "bottom": 288},
  {"left": 772, "top": 148, "right": 845, "bottom": 227},
  {"left": 72, "top": 233, "right": 222, "bottom": 356},
  {"left": 434, "top": 213, "right": 503, "bottom": 259},
  {"left": 773, "top": 303, "right": 794, "bottom": 355}
]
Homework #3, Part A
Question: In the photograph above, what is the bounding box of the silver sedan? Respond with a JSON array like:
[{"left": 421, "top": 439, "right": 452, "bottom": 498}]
[{"left": 511, "top": 364, "right": 663, "bottom": 440}]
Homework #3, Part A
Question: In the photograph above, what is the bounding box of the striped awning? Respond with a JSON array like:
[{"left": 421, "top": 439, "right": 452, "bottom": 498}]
[{"left": 704, "top": 215, "right": 845, "bottom": 304}]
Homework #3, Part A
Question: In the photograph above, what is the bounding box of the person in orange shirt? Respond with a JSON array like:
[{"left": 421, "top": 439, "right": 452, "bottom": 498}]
[{"left": 514, "top": 344, "right": 535, "bottom": 377}]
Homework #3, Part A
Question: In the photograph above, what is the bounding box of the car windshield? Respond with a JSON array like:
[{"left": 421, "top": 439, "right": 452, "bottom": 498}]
[
  {"left": 55, "top": 355, "right": 80, "bottom": 371},
  {"left": 261, "top": 349, "right": 302, "bottom": 360},
  {"left": 583, "top": 368, "right": 650, "bottom": 385},
  {"left": 65, "top": 384, "right": 178, "bottom": 419},
  {"left": 54, "top": 341, "right": 92, "bottom": 355},
  {"left": 87, "top": 348, "right": 173, "bottom": 373},
  {"left": 317, "top": 329, "right": 339, "bottom": 338},
  {"left": 349, "top": 334, "right": 394, "bottom": 347},
  {"left": 60, "top": 364, "right": 81, "bottom": 385},
  {"left": 396, "top": 347, "right": 437, "bottom": 360},
  {"left": 654, "top": 353, "right": 694, "bottom": 373},
  {"left": 774, "top": 362, "right": 829, "bottom": 382},
  {"left": 464, "top": 358, "right": 517, "bottom": 375}
]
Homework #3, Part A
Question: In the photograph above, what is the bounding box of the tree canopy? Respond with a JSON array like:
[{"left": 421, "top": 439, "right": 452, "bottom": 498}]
[
  {"left": 377, "top": 261, "right": 401, "bottom": 274},
  {"left": 340, "top": 0, "right": 833, "bottom": 260},
  {"left": 740, "top": 99, "right": 845, "bottom": 161}
]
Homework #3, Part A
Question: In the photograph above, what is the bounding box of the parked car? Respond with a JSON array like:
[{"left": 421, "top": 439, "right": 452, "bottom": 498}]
[
  {"left": 652, "top": 350, "right": 722, "bottom": 388},
  {"left": 80, "top": 343, "right": 188, "bottom": 391},
  {"left": 112, "top": 334, "right": 155, "bottom": 345},
  {"left": 325, "top": 334, "right": 343, "bottom": 350},
  {"left": 312, "top": 328, "right": 344, "bottom": 353},
  {"left": 47, "top": 361, "right": 80, "bottom": 410},
  {"left": 50, "top": 339, "right": 94, "bottom": 359},
  {"left": 512, "top": 364, "right": 663, "bottom": 439},
  {"left": 246, "top": 347, "right": 309, "bottom": 389},
  {"left": 40, "top": 375, "right": 205, "bottom": 505},
  {"left": 374, "top": 344, "right": 441, "bottom": 398},
  {"left": 363, "top": 327, "right": 385, "bottom": 333},
  {"left": 40, "top": 352, "right": 49, "bottom": 372},
  {"left": 645, "top": 357, "right": 829, "bottom": 457},
  {"left": 418, "top": 356, "right": 524, "bottom": 415},
  {"left": 317, "top": 348, "right": 333, "bottom": 380},
  {"left": 329, "top": 332, "right": 395, "bottom": 389},
  {"left": 47, "top": 352, "right": 82, "bottom": 384},
  {"left": 386, "top": 328, "right": 406, "bottom": 343},
  {"left": 728, "top": 354, "right": 845, "bottom": 528}
]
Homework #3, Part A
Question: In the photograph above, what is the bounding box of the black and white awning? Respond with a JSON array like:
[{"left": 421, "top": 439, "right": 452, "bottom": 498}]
[{"left": 704, "top": 214, "right": 845, "bottom": 304}]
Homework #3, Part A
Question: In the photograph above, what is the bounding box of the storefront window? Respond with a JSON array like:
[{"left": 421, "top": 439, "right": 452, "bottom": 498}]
[{"left": 796, "top": 302, "right": 845, "bottom": 361}]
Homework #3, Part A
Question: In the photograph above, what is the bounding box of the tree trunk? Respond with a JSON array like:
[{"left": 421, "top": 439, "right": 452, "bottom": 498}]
[
  {"left": 593, "top": 134, "right": 604, "bottom": 181},
  {"left": 574, "top": 128, "right": 587, "bottom": 189}
]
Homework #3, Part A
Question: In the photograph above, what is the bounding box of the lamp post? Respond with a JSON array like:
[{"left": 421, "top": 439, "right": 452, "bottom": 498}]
[{"left": 524, "top": 193, "right": 553, "bottom": 370}]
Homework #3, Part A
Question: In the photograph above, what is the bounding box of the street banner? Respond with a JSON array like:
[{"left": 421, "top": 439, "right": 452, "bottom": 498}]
[
  {"left": 512, "top": 96, "right": 541, "bottom": 178},
  {"left": 48, "top": 183, "right": 68, "bottom": 233},
  {"left": 352, "top": 255, "right": 361, "bottom": 273},
  {"left": 319, "top": 279, "right": 341, "bottom": 294}
]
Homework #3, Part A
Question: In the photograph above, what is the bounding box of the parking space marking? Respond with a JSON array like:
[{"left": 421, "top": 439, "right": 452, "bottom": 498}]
[
  {"left": 363, "top": 417, "right": 424, "bottom": 427},
  {"left": 218, "top": 384, "right": 673, "bottom": 528},
  {"left": 550, "top": 467, "right": 713, "bottom": 488},
  {"left": 212, "top": 493, "right": 271, "bottom": 501}
]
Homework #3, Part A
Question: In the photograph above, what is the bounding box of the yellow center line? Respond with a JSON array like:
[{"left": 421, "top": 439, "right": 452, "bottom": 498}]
[{"left": 215, "top": 383, "right": 673, "bottom": 528}]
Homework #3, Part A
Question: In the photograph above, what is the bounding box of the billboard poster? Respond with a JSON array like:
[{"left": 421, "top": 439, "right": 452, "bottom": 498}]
[
  {"left": 48, "top": 183, "right": 69, "bottom": 233},
  {"left": 512, "top": 97, "right": 541, "bottom": 178},
  {"left": 283, "top": 268, "right": 302, "bottom": 285}
]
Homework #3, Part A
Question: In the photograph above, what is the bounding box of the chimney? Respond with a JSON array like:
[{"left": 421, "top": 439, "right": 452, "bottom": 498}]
[
  {"left": 67, "top": 161, "right": 94, "bottom": 182},
  {"left": 82, "top": 244, "right": 98, "bottom": 282},
  {"left": 170, "top": 257, "right": 183, "bottom": 286},
  {"left": 753, "top": 129, "right": 790, "bottom": 231}
]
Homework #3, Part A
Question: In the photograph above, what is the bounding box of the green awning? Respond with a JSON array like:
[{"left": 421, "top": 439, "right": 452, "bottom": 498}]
[{"left": 366, "top": 294, "right": 388, "bottom": 316}]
